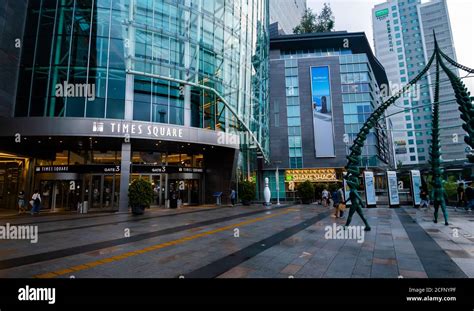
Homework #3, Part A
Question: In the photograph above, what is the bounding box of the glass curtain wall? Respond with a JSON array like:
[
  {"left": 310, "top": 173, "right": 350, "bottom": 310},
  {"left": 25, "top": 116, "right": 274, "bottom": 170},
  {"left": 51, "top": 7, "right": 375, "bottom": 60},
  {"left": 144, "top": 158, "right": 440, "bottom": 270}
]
[{"left": 15, "top": 0, "right": 270, "bottom": 162}]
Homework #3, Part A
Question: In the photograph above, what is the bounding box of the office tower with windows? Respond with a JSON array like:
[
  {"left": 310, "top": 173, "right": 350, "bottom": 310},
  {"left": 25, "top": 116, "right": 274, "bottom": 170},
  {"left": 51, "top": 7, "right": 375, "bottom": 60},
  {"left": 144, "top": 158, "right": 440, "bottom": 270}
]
[
  {"left": 418, "top": 0, "right": 463, "bottom": 163},
  {"left": 269, "top": 0, "right": 306, "bottom": 35},
  {"left": 266, "top": 31, "right": 392, "bottom": 201},
  {"left": 373, "top": 0, "right": 462, "bottom": 165}
]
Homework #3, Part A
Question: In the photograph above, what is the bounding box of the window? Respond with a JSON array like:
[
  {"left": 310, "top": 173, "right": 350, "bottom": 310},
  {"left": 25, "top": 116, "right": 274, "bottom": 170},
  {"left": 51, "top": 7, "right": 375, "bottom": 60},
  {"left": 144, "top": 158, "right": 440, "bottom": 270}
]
[
  {"left": 287, "top": 106, "right": 300, "bottom": 117},
  {"left": 287, "top": 117, "right": 300, "bottom": 126}
]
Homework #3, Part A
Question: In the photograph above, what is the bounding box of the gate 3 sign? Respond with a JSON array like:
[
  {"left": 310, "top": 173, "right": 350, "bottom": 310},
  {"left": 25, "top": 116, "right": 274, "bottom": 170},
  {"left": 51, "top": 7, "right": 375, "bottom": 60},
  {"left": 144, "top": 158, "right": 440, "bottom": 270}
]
[{"left": 285, "top": 169, "right": 337, "bottom": 183}]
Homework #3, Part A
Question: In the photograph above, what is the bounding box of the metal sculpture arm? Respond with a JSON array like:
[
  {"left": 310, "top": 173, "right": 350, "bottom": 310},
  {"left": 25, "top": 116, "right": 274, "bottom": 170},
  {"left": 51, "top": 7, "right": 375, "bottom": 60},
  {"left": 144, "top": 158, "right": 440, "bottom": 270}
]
[
  {"left": 430, "top": 49, "right": 448, "bottom": 225},
  {"left": 437, "top": 50, "right": 474, "bottom": 161},
  {"left": 343, "top": 51, "right": 436, "bottom": 229},
  {"left": 438, "top": 49, "right": 474, "bottom": 74}
]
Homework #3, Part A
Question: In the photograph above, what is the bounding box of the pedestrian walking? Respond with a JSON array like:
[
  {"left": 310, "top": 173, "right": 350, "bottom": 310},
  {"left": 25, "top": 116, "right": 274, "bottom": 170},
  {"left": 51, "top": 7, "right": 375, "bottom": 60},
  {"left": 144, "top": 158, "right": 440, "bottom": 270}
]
[
  {"left": 455, "top": 183, "right": 465, "bottom": 210},
  {"left": 30, "top": 190, "right": 42, "bottom": 215},
  {"left": 230, "top": 189, "right": 236, "bottom": 206},
  {"left": 419, "top": 187, "right": 430, "bottom": 209},
  {"left": 333, "top": 187, "right": 345, "bottom": 218},
  {"left": 465, "top": 182, "right": 474, "bottom": 212},
  {"left": 322, "top": 189, "right": 329, "bottom": 207},
  {"left": 17, "top": 190, "right": 26, "bottom": 215}
]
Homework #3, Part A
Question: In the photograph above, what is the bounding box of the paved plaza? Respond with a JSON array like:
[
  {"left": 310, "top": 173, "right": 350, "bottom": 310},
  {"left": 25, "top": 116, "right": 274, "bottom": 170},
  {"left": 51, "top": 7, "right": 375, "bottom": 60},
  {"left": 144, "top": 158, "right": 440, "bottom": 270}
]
[{"left": 0, "top": 204, "right": 472, "bottom": 278}]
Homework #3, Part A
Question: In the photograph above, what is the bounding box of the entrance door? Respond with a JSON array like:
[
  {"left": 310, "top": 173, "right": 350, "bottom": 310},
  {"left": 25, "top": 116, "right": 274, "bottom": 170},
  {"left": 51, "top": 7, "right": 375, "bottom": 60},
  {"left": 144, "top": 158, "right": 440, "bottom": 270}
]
[
  {"left": 41, "top": 180, "right": 81, "bottom": 211},
  {"left": 84, "top": 174, "right": 118, "bottom": 210},
  {"left": 151, "top": 175, "right": 162, "bottom": 206},
  {"left": 90, "top": 175, "right": 102, "bottom": 209},
  {"left": 172, "top": 179, "right": 200, "bottom": 206}
]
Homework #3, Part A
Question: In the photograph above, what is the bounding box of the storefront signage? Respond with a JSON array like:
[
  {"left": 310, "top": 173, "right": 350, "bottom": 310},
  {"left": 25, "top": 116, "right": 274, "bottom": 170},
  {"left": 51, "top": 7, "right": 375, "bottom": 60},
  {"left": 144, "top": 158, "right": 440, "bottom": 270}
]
[
  {"left": 410, "top": 170, "right": 422, "bottom": 206},
  {"left": 35, "top": 165, "right": 120, "bottom": 174},
  {"left": 92, "top": 121, "right": 185, "bottom": 139},
  {"left": 131, "top": 165, "right": 204, "bottom": 174},
  {"left": 285, "top": 169, "right": 337, "bottom": 183},
  {"left": 363, "top": 171, "right": 377, "bottom": 206},
  {"left": 386, "top": 171, "right": 400, "bottom": 206}
]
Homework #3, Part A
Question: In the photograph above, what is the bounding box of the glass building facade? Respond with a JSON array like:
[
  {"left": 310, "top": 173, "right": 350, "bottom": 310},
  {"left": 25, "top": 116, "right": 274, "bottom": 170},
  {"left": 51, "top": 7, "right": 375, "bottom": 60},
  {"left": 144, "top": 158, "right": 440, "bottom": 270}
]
[
  {"left": 14, "top": 0, "right": 270, "bottom": 158},
  {"left": 266, "top": 32, "right": 393, "bottom": 201},
  {"left": 0, "top": 0, "right": 270, "bottom": 211},
  {"left": 340, "top": 53, "right": 391, "bottom": 167}
]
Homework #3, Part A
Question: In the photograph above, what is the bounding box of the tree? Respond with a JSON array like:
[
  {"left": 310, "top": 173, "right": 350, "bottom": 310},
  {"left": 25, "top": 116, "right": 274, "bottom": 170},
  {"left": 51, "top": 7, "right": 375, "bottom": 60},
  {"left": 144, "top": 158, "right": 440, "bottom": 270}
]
[{"left": 293, "top": 4, "right": 335, "bottom": 34}]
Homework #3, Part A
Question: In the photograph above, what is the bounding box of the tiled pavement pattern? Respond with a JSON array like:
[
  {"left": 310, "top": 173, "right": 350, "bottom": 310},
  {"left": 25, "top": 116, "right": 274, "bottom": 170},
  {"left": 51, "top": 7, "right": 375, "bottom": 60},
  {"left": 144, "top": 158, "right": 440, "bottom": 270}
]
[{"left": 0, "top": 204, "right": 472, "bottom": 278}]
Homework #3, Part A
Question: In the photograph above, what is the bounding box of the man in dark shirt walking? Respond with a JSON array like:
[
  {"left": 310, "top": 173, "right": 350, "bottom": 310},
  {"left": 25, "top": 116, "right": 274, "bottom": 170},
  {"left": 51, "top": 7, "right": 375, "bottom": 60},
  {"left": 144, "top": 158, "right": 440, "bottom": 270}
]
[{"left": 465, "top": 182, "right": 474, "bottom": 212}]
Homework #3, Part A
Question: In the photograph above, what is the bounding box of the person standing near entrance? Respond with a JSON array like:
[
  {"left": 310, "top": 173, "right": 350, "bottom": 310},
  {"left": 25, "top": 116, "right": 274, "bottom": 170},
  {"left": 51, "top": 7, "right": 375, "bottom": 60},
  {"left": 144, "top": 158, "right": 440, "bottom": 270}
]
[
  {"left": 230, "top": 189, "right": 236, "bottom": 206},
  {"left": 17, "top": 190, "right": 26, "bottom": 215},
  {"left": 31, "top": 190, "right": 42, "bottom": 215},
  {"left": 322, "top": 189, "right": 329, "bottom": 207},
  {"left": 455, "top": 183, "right": 465, "bottom": 211}
]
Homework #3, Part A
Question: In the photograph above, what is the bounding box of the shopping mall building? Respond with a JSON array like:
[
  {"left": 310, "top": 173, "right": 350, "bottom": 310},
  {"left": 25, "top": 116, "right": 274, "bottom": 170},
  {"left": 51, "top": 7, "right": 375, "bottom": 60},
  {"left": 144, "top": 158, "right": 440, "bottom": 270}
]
[
  {"left": 0, "top": 0, "right": 270, "bottom": 211},
  {"left": 264, "top": 31, "right": 395, "bottom": 201}
]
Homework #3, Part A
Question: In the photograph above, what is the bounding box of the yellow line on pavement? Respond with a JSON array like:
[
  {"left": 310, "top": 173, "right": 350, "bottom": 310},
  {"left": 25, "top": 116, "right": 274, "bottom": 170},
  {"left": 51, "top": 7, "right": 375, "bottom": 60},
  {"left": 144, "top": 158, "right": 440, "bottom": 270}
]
[{"left": 34, "top": 208, "right": 297, "bottom": 278}]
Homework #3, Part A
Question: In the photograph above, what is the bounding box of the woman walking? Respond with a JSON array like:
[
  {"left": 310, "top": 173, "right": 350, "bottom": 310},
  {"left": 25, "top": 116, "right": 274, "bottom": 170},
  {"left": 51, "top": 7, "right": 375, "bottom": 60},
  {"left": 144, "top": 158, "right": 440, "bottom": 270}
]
[
  {"left": 31, "top": 190, "right": 42, "bottom": 215},
  {"left": 17, "top": 190, "right": 26, "bottom": 215}
]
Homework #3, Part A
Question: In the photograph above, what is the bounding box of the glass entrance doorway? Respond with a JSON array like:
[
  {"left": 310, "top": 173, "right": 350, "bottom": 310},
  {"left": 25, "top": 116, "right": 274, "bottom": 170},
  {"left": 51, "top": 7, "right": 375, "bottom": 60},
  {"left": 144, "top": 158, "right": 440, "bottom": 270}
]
[
  {"left": 168, "top": 179, "right": 200, "bottom": 206},
  {"left": 83, "top": 174, "right": 119, "bottom": 210},
  {"left": 39, "top": 180, "right": 82, "bottom": 211}
]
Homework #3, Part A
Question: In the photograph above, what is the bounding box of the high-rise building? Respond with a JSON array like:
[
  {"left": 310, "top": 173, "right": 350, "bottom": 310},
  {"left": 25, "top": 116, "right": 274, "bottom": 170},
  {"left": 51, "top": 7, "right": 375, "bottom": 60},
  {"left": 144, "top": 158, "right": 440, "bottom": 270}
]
[
  {"left": 269, "top": 0, "right": 307, "bottom": 35},
  {"left": 266, "top": 31, "right": 393, "bottom": 201},
  {"left": 0, "top": 0, "right": 270, "bottom": 211},
  {"left": 0, "top": 0, "right": 28, "bottom": 117},
  {"left": 418, "top": 0, "right": 463, "bottom": 163},
  {"left": 373, "top": 0, "right": 463, "bottom": 166}
]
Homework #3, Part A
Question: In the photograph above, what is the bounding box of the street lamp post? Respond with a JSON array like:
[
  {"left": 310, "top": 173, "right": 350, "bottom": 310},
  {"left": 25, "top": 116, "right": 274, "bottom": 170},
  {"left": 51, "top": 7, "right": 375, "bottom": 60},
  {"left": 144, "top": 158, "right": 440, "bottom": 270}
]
[{"left": 274, "top": 161, "right": 282, "bottom": 206}]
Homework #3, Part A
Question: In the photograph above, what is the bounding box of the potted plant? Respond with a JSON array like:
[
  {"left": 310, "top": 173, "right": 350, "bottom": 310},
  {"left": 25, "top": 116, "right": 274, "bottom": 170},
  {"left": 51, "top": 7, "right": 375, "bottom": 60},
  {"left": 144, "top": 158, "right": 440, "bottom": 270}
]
[
  {"left": 128, "top": 178, "right": 154, "bottom": 215},
  {"left": 297, "top": 180, "right": 315, "bottom": 204},
  {"left": 239, "top": 180, "right": 256, "bottom": 206}
]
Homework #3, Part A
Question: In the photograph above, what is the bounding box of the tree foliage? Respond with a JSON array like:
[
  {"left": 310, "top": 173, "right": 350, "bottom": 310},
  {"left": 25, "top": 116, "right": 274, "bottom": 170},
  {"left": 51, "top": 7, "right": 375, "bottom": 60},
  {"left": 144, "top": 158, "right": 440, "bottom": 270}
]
[{"left": 293, "top": 4, "right": 335, "bottom": 34}]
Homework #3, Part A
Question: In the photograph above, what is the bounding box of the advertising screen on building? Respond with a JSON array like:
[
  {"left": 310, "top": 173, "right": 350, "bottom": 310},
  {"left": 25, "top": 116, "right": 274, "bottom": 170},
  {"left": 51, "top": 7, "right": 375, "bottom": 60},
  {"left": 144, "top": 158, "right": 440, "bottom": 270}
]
[
  {"left": 386, "top": 171, "right": 400, "bottom": 206},
  {"left": 310, "top": 66, "right": 335, "bottom": 157},
  {"left": 364, "top": 171, "right": 377, "bottom": 206}
]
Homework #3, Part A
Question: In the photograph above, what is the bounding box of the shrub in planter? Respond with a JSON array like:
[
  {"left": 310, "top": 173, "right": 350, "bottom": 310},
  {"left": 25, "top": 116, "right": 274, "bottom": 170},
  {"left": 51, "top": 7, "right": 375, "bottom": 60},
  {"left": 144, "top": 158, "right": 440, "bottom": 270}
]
[
  {"left": 297, "top": 180, "right": 315, "bottom": 204},
  {"left": 239, "top": 180, "right": 256, "bottom": 205},
  {"left": 128, "top": 178, "right": 154, "bottom": 215}
]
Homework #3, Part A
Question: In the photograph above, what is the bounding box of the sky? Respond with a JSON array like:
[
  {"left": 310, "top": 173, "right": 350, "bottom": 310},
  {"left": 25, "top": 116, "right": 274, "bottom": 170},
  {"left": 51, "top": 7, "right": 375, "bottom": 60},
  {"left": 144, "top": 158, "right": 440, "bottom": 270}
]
[{"left": 306, "top": 0, "right": 474, "bottom": 91}]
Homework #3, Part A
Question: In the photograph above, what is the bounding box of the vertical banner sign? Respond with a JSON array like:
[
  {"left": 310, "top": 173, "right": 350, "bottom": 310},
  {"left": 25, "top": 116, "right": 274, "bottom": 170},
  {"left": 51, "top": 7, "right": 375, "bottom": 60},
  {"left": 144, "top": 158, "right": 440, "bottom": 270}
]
[
  {"left": 410, "top": 170, "right": 422, "bottom": 206},
  {"left": 386, "top": 171, "right": 400, "bottom": 206},
  {"left": 363, "top": 171, "right": 377, "bottom": 206},
  {"left": 343, "top": 172, "right": 351, "bottom": 206},
  {"left": 310, "top": 66, "right": 335, "bottom": 157}
]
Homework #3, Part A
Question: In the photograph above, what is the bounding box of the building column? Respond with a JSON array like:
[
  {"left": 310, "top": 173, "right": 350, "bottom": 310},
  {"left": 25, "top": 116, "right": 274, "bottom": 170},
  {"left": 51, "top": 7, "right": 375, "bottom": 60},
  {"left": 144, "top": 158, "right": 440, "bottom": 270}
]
[{"left": 119, "top": 142, "right": 131, "bottom": 212}]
